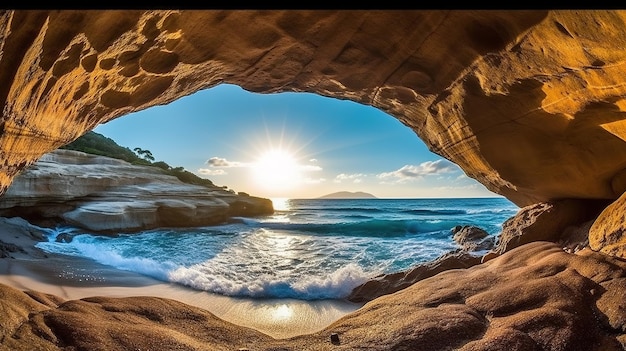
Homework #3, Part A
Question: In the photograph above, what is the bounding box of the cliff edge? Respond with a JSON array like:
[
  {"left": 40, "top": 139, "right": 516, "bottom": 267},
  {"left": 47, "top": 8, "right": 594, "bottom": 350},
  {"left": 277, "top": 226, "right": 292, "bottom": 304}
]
[{"left": 0, "top": 149, "right": 274, "bottom": 233}]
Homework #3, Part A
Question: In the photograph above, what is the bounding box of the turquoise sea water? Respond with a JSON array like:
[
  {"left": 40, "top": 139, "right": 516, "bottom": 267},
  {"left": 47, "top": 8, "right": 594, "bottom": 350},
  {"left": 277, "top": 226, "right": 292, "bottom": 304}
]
[{"left": 36, "top": 197, "right": 518, "bottom": 300}]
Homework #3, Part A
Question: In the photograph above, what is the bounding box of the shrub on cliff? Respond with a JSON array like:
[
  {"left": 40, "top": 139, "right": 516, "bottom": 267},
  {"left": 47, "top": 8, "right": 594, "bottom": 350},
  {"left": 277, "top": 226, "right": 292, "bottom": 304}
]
[{"left": 60, "top": 131, "right": 216, "bottom": 188}]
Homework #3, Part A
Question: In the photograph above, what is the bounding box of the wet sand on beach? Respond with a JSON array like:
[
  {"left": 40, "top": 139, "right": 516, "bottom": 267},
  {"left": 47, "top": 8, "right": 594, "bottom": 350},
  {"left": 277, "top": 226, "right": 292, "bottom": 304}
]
[{"left": 0, "top": 218, "right": 362, "bottom": 339}]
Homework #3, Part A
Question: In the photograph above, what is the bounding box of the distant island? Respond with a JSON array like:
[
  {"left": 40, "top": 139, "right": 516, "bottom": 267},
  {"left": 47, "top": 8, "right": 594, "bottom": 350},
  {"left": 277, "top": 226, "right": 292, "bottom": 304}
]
[{"left": 318, "top": 191, "right": 378, "bottom": 199}]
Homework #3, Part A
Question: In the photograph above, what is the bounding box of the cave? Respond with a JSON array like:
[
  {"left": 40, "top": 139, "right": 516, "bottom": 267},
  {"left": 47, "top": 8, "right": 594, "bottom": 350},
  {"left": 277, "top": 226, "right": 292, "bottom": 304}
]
[{"left": 2, "top": 9, "right": 626, "bottom": 350}]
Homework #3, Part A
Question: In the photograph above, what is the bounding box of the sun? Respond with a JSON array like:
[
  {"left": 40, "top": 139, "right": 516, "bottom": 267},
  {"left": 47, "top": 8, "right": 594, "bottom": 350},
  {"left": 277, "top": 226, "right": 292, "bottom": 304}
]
[{"left": 252, "top": 149, "right": 301, "bottom": 192}]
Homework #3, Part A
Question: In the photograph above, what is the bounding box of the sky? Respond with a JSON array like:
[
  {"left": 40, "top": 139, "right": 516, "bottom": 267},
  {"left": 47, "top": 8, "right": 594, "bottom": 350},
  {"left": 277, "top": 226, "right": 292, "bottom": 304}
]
[{"left": 94, "top": 83, "right": 500, "bottom": 200}]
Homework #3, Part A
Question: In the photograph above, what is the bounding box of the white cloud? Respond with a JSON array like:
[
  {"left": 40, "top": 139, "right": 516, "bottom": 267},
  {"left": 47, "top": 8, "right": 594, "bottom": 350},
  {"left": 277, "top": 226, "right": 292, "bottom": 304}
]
[
  {"left": 206, "top": 157, "right": 246, "bottom": 168},
  {"left": 334, "top": 173, "right": 367, "bottom": 183},
  {"left": 198, "top": 168, "right": 227, "bottom": 176},
  {"left": 377, "top": 159, "right": 458, "bottom": 183}
]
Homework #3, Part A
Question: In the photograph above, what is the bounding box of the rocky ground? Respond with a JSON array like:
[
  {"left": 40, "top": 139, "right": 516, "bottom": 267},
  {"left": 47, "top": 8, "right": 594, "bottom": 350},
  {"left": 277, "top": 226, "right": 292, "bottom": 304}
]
[
  {"left": 1, "top": 153, "right": 625, "bottom": 349},
  {"left": 1, "top": 207, "right": 625, "bottom": 350},
  {"left": 0, "top": 237, "right": 624, "bottom": 350}
]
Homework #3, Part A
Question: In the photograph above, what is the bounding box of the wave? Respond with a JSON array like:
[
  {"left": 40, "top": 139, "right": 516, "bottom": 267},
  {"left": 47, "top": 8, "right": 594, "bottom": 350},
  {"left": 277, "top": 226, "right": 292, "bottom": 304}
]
[
  {"left": 247, "top": 219, "right": 461, "bottom": 238},
  {"left": 294, "top": 206, "right": 388, "bottom": 214},
  {"left": 400, "top": 209, "right": 467, "bottom": 216},
  {"left": 168, "top": 263, "right": 371, "bottom": 300},
  {"left": 36, "top": 232, "right": 372, "bottom": 300},
  {"left": 465, "top": 208, "right": 519, "bottom": 214},
  {"left": 31, "top": 198, "right": 514, "bottom": 301},
  {"left": 36, "top": 233, "right": 175, "bottom": 282}
]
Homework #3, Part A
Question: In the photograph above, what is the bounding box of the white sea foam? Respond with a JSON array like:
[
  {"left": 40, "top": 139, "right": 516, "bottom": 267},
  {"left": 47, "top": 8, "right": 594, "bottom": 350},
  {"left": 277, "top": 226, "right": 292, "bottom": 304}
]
[
  {"left": 465, "top": 208, "right": 518, "bottom": 214},
  {"left": 36, "top": 233, "right": 175, "bottom": 281},
  {"left": 291, "top": 263, "right": 371, "bottom": 299},
  {"left": 34, "top": 198, "right": 518, "bottom": 300},
  {"left": 168, "top": 262, "right": 370, "bottom": 299}
]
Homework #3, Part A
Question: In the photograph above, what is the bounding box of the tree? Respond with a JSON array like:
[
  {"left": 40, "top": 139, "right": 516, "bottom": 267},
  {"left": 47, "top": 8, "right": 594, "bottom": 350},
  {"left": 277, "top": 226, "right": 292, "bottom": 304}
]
[
  {"left": 133, "top": 147, "right": 155, "bottom": 162},
  {"left": 152, "top": 161, "right": 171, "bottom": 170}
]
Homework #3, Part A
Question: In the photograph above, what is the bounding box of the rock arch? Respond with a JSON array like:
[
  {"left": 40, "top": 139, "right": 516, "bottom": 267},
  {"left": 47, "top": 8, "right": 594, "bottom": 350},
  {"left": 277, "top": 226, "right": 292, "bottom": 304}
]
[
  {"left": 4, "top": 10, "right": 626, "bottom": 349},
  {"left": 3, "top": 10, "right": 626, "bottom": 247}
]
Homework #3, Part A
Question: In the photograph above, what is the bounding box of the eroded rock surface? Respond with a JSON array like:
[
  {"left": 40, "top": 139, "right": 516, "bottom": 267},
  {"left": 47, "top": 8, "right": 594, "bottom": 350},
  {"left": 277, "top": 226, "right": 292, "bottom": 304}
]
[
  {"left": 332, "top": 242, "right": 626, "bottom": 351},
  {"left": 1, "top": 10, "right": 626, "bottom": 209},
  {"left": 494, "top": 199, "right": 608, "bottom": 254},
  {"left": 2, "top": 10, "right": 626, "bottom": 255},
  {"left": 0, "top": 149, "right": 273, "bottom": 232},
  {"left": 1, "top": 242, "right": 625, "bottom": 350},
  {"left": 590, "top": 191, "right": 626, "bottom": 258},
  {"left": 2, "top": 9, "right": 626, "bottom": 350},
  {"left": 347, "top": 249, "right": 482, "bottom": 303}
]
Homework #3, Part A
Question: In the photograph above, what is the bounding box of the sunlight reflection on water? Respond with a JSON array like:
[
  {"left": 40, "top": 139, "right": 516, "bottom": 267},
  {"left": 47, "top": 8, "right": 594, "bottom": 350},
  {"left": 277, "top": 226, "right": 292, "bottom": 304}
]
[
  {"left": 271, "top": 197, "right": 291, "bottom": 211},
  {"left": 271, "top": 304, "right": 294, "bottom": 321}
]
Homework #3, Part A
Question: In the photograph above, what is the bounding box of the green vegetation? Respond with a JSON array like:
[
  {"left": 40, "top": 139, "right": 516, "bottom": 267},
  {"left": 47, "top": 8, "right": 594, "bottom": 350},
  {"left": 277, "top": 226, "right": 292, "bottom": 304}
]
[
  {"left": 61, "top": 131, "right": 217, "bottom": 188},
  {"left": 133, "top": 147, "right": 155, "bottom": 162}
]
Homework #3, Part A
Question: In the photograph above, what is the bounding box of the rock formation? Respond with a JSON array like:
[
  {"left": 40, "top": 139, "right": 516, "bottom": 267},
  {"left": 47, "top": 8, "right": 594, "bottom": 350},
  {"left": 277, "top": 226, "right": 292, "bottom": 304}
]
[
  {"left": 2, "top": 10, "right": 626, "bottom": 255},
  {"left": 493, "top": 199, "right": 608, "bottom": 254},
  {"left": 0, "top": 149, "right": 274, "bottom": 232},
  {"left": 451, "top": 225, "right": 495, "bottom": 252},
  {"left": 1, "top": 241, "right": 625, "bottom": 350},
  {"left": 347, "top": 249, "right": 483, "bottom": 303},
  {"left": 590, "top": 191, "right": 626, "bottom": 257},
  {"left": 3, "top": 9, "right": 626, "bottom": 350}
]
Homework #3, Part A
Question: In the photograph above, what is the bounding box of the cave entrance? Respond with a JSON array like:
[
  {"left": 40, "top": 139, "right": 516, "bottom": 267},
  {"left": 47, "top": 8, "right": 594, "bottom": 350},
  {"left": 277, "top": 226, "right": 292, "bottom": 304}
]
[
  {"left": 2, "top": 83, "right": 518, "bottom": 338},
  {"left": 94, "top": 83, "right": 493, "bottom": 200}
]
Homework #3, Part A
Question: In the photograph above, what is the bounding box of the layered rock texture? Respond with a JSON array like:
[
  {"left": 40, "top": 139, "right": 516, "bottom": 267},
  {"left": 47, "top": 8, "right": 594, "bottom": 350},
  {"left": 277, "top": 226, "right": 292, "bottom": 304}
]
[
  {"left": 3, "top": 9, "right": 626, "bottom": 350},
  {"left": 0, "top": 149, "right": 273, "bottom": 232},
  {"left": 2, "top": 242, "right": 626, "bottom": 350},
  {"left": 1, "top": 10, "right": 626, "bottom": 254}
]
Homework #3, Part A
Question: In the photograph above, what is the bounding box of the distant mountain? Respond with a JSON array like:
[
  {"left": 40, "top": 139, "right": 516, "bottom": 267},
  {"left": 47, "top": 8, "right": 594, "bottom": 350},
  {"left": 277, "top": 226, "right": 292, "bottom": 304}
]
[{"left": 318, "top": 191, "right": 378, "bottom": 199}]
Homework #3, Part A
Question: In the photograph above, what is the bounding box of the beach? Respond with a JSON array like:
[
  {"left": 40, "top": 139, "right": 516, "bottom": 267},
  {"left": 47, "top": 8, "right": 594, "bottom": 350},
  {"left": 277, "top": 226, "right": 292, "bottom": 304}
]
[
  {"left": 0, "top": 198, "right": 516, "bottom": 340},
  {"left": 0, "top": 217, "right": 362, "bottom": 339},
  {"left": 2, "top": 216, "right": 626, "bottom": 350}
]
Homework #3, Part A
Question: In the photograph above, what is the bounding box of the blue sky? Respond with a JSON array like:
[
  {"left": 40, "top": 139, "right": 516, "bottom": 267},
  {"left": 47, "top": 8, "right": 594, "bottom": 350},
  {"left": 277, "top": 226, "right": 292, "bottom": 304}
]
[{"left": 94, "top": 84, "right": 499, "bottom": 199}]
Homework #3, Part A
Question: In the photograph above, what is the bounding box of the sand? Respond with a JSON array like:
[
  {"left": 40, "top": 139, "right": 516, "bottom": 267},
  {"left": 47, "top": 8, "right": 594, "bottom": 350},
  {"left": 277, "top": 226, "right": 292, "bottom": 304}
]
[{"left": 0, "top": 217, "right": 362, "bottom": 339}]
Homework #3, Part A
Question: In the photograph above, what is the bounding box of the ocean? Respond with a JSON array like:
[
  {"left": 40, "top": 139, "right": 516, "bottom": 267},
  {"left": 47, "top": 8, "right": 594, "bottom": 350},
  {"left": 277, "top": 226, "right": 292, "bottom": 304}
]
[{"left": 35, "top": 197, "right": 518, "bottom": 301}]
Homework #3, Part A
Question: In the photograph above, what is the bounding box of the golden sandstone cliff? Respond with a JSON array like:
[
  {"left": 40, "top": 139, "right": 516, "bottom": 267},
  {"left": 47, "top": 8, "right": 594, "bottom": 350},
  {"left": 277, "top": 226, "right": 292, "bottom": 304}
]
[{"left": 2, "top": 9, "right": 626, "bottom": 350}]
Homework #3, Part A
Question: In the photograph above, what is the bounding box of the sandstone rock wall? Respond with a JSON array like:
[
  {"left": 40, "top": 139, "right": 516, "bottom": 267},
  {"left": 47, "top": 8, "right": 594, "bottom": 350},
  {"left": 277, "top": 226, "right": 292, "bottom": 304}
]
[{"left": 2, "top": 11, "right": 626, "bottom": 251}]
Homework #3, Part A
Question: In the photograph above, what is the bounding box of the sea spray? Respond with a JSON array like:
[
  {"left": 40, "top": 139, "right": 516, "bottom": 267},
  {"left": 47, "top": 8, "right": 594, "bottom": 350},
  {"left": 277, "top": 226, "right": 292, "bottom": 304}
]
[
  {"left": 36, "top": 197, "right": 519, "bottom": 300},
  {"left": 168, "top": 262, "right": 370, "bottom": 299}
]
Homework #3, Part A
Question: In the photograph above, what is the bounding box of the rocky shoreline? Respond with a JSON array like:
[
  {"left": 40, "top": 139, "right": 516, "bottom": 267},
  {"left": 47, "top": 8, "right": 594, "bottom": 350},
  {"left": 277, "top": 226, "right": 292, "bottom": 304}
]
[
  {"left": 1, "top": 185, "right": 624, "bottom": 349},
  {"left": 1, "top": 218, "right": 624, "bottom": 350},
  {"left": 1, "top": 149, "right": 624, "bottom": 349},
  {"left": 3, "top": 10, "right": 626, "bottom": 349},
  {"left": 0, "top": 150, "right": 274, "bottom": 234}
]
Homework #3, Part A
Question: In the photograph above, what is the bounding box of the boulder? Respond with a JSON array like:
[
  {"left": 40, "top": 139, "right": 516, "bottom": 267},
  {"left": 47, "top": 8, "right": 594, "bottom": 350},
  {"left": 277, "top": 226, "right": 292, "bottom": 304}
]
[
  {"left": 590, "top": 191, "right": 626, "bottom": 259},
  {"left": 451, "top": 225, "right": 495, "bottom": 252},
  {"left": 493, "top": 199, "right": 607, "bottom": 254},
  {"left": 347, "top": 249, "right": 482, "bottom": 303}
]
